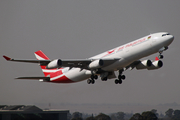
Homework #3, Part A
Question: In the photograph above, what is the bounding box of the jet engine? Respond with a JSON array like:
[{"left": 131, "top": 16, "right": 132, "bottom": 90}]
[
  {"left": 88, "top": 59, "right": 104, "bottom": 69},
  {"left": 136, "top": 60, "right": 152, "bottom": 70},
  {"left": 46, "top": 59, "right": 62, "bottom": 69},
  {"left": 147, "top": 60, "right": 163, "bottom": 70}
]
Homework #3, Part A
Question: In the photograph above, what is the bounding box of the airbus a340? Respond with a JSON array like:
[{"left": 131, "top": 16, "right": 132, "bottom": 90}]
[{"left": 3, "top": 32, "right": 174, "bottom": 84}]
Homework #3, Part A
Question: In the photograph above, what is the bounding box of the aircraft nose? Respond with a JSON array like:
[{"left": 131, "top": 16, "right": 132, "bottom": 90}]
[
  {"left": 171, "top": 35, "right": 174, "bottom": 41},
  {"left": 169, "top": 35, "right": 174, "bottom": 43},
  {"left": 166, "top": 35, "right": 174, "bottom": 45}
]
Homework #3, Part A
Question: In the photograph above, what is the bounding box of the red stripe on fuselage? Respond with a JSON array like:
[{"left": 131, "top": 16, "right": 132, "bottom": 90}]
[
  {"left": 40, "top": 66, "right": 54, "bottom": 76},
  {"left": 41, "top": 66, "right": 46, "bottom": 69},
  {"left": 41, "top": 66, "right": 64, "bottom": 77},
  {"left": 50, "top": 70, "right": 63, "bottom": 78},
  {"left": 51, "top": 75, "right": 74, "bottom": 83}
]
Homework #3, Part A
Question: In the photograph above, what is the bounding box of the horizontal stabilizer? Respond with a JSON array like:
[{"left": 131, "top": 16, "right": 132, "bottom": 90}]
[{"left": 15, "top": 77, "right": 50, "bottom": 81}]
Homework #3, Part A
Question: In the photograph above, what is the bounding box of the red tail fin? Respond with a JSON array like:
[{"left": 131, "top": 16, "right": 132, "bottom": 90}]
[
  {"left": 34, "top": 50, "right": 50, "bottom": 60},
  {"left": 34, "top": 50, "right": 57, "bottom": 76}
]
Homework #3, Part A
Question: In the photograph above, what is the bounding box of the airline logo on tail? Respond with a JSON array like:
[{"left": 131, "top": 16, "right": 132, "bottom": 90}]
[
  {"left": 34, "top": 50, "right": 73, "bottom": 83},
  {"left": 35, "top": 50, "right": 56, "bottom": 76}
]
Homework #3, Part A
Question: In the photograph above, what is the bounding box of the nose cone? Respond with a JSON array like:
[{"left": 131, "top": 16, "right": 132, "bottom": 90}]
[
  {"left": 168, "top": 35, "right": 174, "bottom": 44},
  {"left": 170, "top": 35, "right": 174, "bottom": 41}
]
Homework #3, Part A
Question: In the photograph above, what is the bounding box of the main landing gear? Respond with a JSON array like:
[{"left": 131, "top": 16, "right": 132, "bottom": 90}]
[
  {"left": 87, "top": 74, "right": 98, "bottom": 84},
  {"left": 115, "top": 70, "right": 126, "bottom": 84},
  {"left": 115, "top": 74, "right": 126, "bottom": 84},
  {"left": 87, "top": 71, "right": 126, "bottom": 84}
]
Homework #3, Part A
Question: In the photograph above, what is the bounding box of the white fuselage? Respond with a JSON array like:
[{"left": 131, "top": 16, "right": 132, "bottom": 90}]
[{"left": 53, "top": 32, "right": 174, "bottom": 82}]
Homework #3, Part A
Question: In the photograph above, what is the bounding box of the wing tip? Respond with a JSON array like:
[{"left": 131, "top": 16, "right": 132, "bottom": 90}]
[{"left": 3, "top": 55, "right": 11, "bottom": 61}]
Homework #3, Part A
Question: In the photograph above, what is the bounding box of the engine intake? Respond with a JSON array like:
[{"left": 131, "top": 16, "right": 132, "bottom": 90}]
[
  {"left": 147, "top": 60, "right": 163, "bottom": 70},
  {"left": 136, "top": 60, "right": 152, "bottom": 70}
]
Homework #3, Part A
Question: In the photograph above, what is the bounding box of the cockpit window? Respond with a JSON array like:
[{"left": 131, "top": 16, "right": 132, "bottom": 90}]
[{"left": 162, "top": 33, "right": 170, "bottom": 37}]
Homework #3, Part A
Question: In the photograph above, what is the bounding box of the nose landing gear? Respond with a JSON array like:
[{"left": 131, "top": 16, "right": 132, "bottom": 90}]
[
  {"left": 158, "top": 46, "right": 168, "bottom": 59},
  {"left": 158, "top": 54, "right": 164, "bottom": 59},
  {"left": 158, "top": 51, "right": 164, "bottom": 59}
]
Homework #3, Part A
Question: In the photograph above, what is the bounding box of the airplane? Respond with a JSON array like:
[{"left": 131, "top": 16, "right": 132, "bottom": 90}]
[{"left": 3, "top": 32, "right": 174, "bottom": 84}]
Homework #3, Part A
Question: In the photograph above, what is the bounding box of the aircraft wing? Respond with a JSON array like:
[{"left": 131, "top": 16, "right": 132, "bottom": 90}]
[
  {"left": 3, "top": 55, "right": 120, "bottom": 70},
  {"left": 124, "top": 60, "right": 140, "bottom": 70},
  {"left": 59, "top": 58, "right": 120, "bottom": 70},
  {"left": 3, "top": 55, "right": 51, "bottom": 66}
]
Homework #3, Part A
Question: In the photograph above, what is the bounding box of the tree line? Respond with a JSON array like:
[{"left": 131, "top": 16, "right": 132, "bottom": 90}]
[{"left": 69, "top": 108, "right": 180, "bottom": 120}]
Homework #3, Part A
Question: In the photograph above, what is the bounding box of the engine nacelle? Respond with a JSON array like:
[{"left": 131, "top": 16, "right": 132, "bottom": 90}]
[
  {"left": 147, "top": 60, "right": 163, "bottom": 70},
  {"left": 46, "top": 59, "right": 62, "bottom": 69},
  {"left": 136, "top": 60, "right": 152, "bottom": 70},
  {"left": 88, "top": 59, "right": 104, "bottom": 69}
]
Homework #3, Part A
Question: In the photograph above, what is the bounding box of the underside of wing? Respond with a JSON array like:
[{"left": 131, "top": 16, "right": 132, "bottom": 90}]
[
  {"left": 124, "top": 60, "right": 140, "bottom": 70},
  {"left": 46, "top": 58, "right": 120, "bottom": 70}
]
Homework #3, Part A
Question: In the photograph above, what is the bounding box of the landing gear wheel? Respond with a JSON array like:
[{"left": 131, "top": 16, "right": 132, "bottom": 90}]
[
  {"left": 115, "top": 79, "right": 122, "bottom": 84},
  {"left": 158, "top": 55, "right": 164, "bottom": 59},
  {"left": 119, "top": 79, "right": 122, "bottom": 84},
  {"left": 87, "top": 79, "right": 91, "bottom": 84},
  {"left": 94, "top": 75, "right": 98, "bottom": 79},
  {"left": 87, "top": 79, "right": 95, "bottom": 84},
  {"left": 91, "top": 79, "right": 95, "bottom": 84},
  {"left": 118, "top": 75, "right": 126, "bottom": 80},
  {"left": 121, "top": 75, "right": 126, "bottom": 80},
  {"left": 115, "top": 79, "right": 119, "bottom": 84}
]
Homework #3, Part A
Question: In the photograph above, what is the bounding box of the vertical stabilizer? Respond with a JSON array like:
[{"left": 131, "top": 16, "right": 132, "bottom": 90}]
[
  {"left": 34, "top": 50, "right": 58, "bottom": 76},
  {"left": 34, "top": 50, "right": 50, "bottom": 60}
]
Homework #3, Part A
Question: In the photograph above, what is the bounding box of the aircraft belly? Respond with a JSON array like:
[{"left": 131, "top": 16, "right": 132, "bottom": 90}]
[
  {"left": 102, "top": 58, "right": 129, "bottom": 71},
  {"left": 64, "top": 68, "right": 91, "bottom": 82}
]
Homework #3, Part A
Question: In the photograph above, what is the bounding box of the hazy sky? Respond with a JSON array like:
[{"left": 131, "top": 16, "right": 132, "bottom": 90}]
[{"left": 1, "top": 0, "right": 180, "bottom": 109}]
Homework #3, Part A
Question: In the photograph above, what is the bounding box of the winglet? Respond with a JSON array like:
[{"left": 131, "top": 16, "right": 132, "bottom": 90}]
[
  {"left": 3, "top": 55, "right": 11, "bottom": 61},
  {"left": 155, "top": 57, "right": 159, "bottom": 61}
]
